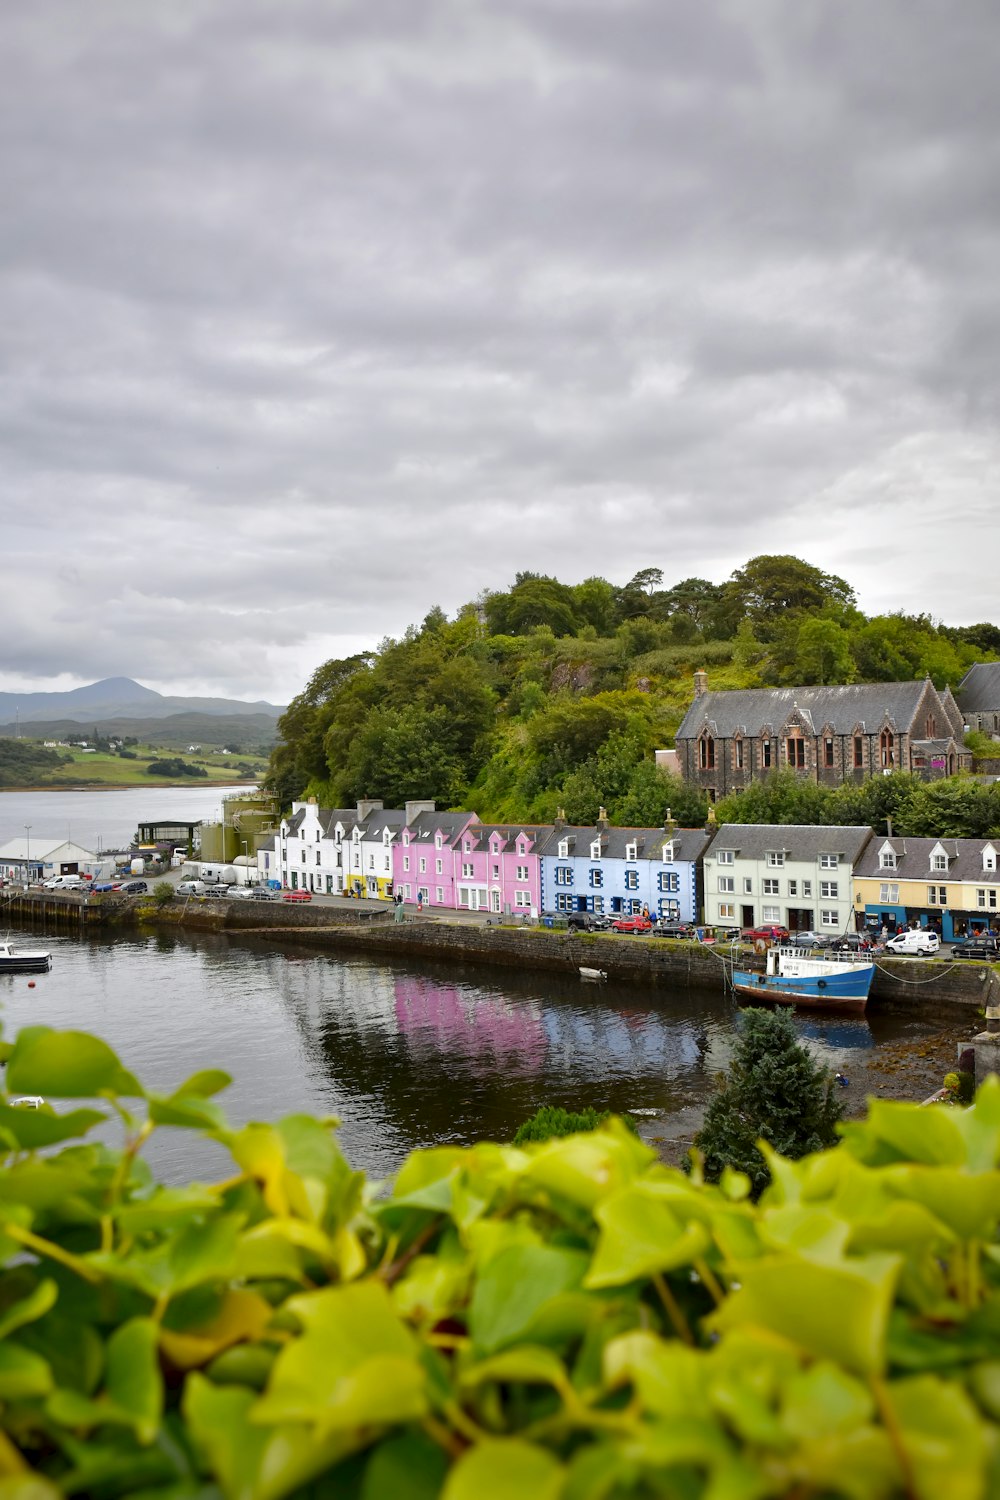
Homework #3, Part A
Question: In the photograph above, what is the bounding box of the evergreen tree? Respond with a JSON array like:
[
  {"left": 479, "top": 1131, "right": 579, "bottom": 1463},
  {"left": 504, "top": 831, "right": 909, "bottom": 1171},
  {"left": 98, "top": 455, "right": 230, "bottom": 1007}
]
[{"left": 693, "top": 1008, "right": 843, "bottom": 1198}]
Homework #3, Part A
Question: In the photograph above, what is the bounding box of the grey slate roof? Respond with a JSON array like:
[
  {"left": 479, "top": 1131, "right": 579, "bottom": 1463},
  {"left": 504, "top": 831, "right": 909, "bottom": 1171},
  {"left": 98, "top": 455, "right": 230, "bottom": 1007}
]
[
  {"left": 406, "top": 811, "right": 479, "bottom": 844},
  {"left": 536, "top": 824, "right": 714, "bottom": 864},
  {"left": 707, "top": 824, "right": 874, "bottom": 864},
  {"left": 957, "top": 662, "right": 1000, "bottom": 714},
  {"left": 676, "top": 681, "right": 934, "bottom": 739},
  {"left": 854, "top": 835, "right": 1000, "bottom": 884},
  {"left": 358, "top": 809, "right": 406, "bottom": 838},
  {"left": 471, "top": 825, "right": 547, "bottom": 853}
]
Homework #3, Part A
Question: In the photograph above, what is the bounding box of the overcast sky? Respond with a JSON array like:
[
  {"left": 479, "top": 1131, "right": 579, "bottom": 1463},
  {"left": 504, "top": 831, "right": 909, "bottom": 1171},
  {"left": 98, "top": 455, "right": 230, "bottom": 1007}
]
[{"left": 3, "top": 1, "right": 998, "bottom": 705}]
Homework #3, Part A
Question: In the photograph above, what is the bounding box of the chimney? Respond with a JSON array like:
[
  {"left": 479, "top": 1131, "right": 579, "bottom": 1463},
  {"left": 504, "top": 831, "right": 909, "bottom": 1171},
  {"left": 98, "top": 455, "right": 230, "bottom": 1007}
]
[
  {"left": 664, "top": 806, "right": 675, "bottom": 834},
  {"left": 694, "top": 669, "right": 708, "bottom": 697},
  {"left": 405, "top": 800, "right": 435, "bottom": 824},
  {"left": 596, "top": 805, "right": 609, "bottom": 831},
  {"left": 356, "top": 798, "right": 384, "bottom": 820},
  {"left": 553, "top": 807, "right": 566, "bottom": 830}
]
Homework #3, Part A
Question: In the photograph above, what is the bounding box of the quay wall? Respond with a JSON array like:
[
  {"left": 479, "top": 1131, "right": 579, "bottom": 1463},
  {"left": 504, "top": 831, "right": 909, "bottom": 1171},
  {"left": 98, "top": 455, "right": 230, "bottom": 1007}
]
[{"left": 2, "top": 890, "right": 991, "bottom": 1014}]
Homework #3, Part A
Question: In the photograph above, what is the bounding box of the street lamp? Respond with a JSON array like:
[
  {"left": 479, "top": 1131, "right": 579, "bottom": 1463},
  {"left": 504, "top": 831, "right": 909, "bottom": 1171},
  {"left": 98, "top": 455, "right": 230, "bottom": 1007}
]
[{"left": 24, "top": 825, "right": 30, "bottom": 886}]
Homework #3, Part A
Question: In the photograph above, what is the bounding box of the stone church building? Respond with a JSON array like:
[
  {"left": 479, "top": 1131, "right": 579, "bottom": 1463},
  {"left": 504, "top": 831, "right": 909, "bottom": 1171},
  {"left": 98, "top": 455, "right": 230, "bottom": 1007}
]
[{"left": 675, "top": 672, "right": 969, "bottom": 800}]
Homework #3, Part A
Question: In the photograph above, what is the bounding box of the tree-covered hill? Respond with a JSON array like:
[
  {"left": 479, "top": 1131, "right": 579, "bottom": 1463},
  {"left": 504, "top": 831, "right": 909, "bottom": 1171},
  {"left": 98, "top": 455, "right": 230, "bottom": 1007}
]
[{"left": 265, "top": 555, "right": 995, "bottom": 826}]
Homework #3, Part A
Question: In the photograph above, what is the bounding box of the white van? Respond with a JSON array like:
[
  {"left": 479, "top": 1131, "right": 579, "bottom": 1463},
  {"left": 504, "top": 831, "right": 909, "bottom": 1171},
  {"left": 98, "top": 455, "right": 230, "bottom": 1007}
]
[
  {"left": 176, "top": 879, "right": 207, "bottom": 896},
  {"left": 43, "top": 874, "right": 85, "bottom": 891},
  {"left": 886, "top": 928, "right": 940, "bottom": 956}
]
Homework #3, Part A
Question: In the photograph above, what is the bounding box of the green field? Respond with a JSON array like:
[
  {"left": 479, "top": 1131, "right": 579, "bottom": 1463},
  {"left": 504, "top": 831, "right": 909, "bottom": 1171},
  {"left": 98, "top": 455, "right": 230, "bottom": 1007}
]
[{"left": 32, "top": 746, "right": 266, "bottom": 787}]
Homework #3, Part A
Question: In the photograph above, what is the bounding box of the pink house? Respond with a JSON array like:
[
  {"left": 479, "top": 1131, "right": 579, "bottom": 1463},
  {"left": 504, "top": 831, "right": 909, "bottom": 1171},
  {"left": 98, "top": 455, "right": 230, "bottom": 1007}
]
[
  {"left": 455, "top": 824, "right": 544, "bottom": 916},
  {"left": 394, "top": 809, "right": 480, "bottom": 909}
]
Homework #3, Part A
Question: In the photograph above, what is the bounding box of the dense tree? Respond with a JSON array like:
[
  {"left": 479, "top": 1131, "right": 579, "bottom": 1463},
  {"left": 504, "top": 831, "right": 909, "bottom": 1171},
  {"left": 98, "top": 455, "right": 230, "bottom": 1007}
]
[
  {"left": 722, "top": 555, "right": 856, "bottom": 638},
  {"left": 693, "top": 1008, "right": 844, "bottom": 1198},
  {"left": 792, "top": 616, "right": 855, "bottom": 684}
]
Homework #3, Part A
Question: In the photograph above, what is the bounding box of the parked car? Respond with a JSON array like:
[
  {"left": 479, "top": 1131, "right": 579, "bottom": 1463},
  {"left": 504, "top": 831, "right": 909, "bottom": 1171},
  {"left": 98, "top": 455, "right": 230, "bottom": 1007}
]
[
  {"left": 611, "top": 915, "right": 653, "bottom": 934},
  {"left": 831, "top": 934, "right": 873, "bottom": 953},
  {"left": 227, "top": 887, "right": 255, "bottom": 899},
  {"left": 42, "top": 875, "right": 85, "bottom": 891},
  {"left": 118, "top": 880, "right": 148, "bottom": 896},
  {"left": 885, "top": 928, "right": 940, "bottom": 957},
  {"left": 790, "top": 930, "right": 831, "bottom": 948},
  {"left": 249, "top": 887, "right": 280, "bottom": 901},
  {"left": 655, "top": 921, "right": 697, "bottom": 939},
  {"left": 566, "top": 913, "right": 612, "bottom": 932},
  {"left": 176, "top": 880, "right": 207, "bottom": 896},
  {"left": 951, "top": 933, "right": 1000, "bottom": 960},
  {"left": 283, "top": 889, "right": 313, "bottom": 902},
  {"left": 202, "top": 885, "right": 231, "bottom": 898},
  {"left": 741, "top": 924, "right": 790, "bottom": 943}
]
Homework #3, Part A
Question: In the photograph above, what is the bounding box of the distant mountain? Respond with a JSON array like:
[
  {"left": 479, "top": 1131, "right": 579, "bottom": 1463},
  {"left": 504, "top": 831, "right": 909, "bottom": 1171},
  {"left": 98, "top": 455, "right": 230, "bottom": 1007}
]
[
  {"left": 0, "top": 711, "right": 281, "bottom": 750},
  {"left": 0, "top": 677, "right": 284, "bottom": 725}
]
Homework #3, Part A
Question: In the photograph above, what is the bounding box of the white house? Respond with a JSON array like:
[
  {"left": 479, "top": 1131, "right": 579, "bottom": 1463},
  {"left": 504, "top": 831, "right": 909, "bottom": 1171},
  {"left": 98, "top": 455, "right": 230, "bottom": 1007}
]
[{"left": 702, "top": 824, "right": 873, "bottom": 936}]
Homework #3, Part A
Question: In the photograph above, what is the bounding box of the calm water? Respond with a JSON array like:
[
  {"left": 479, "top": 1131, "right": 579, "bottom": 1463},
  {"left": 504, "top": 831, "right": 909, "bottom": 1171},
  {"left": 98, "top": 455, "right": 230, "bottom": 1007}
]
[
  {"left": 0, "top": 920, "right": 941, "bottom": 1187},
  {"left": 0, "top": 785, "right": 255, "bottom": 852}
]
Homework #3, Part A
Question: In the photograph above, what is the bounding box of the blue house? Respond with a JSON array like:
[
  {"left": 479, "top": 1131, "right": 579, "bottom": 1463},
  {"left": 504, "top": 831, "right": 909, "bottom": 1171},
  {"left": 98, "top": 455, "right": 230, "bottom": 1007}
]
[{"left": 536, "top": 816, "right": 711, "bottom": 923}]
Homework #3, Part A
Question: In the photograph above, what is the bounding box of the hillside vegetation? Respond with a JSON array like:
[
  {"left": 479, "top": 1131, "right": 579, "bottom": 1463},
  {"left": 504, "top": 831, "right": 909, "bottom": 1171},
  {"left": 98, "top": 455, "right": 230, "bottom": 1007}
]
[{"left": 265, "top": 555, "right": 997, "bottom": 829}]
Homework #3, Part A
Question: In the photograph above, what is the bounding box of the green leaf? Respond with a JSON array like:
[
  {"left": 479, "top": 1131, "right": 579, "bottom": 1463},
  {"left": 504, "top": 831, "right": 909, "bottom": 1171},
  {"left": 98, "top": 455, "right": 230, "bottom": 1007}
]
[
  {"left": 6, "top": 1028, "right": 141, "bottom": 1098},
  {"left": 442, "top": 1439, "right": 564, "bottom": 1500},
  {"left": 710, "top": 1252, "right": 901, "bottom": 1377},
  {"left": 174, "top": 1069, "right": 233, "bottom": 1100},
  {"left": 360, "top": 1431, "right": 449, "bottom": 1500},
  {"left": 0, "top": 1278, "right": 57, "bottom": 1340},
  {"left": 885, "top": 1373, "right": 989, "bottom": 1500},
  {"left": 147, "top": 1093, "right": 228, "bottom": 1132},
  {"left": 460, "top": 1344, "right": 572, "bottom": 1396},
  {"left": 521, "top": 1126, "right": 652, "bottom": 1211},
  {"left": 881, "top": 1164, "right": 1000, "bottom": 1241},
  {"left": 168, "top": 1214, "right": 242, "bottom": 1294},
  {"left": 469, "top": 1243, "right": 589, "bottom": 1354},
  {"left": 0, "top": 1341, "right": 53, "bottom": 1399},
  {"left": 115, "top": 1184, "right": 222, "bottom": 1235},
  {"left": 0, "top": 1102, "right": 107, "bottom": 1148},
  {"left": 586, "top": 1184, "right": 710, "bottom": 1288},
  {"left": 183, "top": 1376, "right": 271, "bottom": 1500},
  {"left": 106, "top": 1317, "right": 163, "bottom": 1444}
]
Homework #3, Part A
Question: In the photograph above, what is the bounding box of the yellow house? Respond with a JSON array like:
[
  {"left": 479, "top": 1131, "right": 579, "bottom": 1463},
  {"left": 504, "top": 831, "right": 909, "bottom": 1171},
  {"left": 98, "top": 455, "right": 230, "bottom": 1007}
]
[{"left": 852, "top": 833, "right": 1000, "bottom": 941}]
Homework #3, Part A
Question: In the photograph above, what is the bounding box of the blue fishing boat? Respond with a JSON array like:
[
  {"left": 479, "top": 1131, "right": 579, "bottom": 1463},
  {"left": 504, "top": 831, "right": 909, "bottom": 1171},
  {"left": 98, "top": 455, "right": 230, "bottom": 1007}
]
[{"left": 733, "top": 944, "right": 873, "bottom": 1014}]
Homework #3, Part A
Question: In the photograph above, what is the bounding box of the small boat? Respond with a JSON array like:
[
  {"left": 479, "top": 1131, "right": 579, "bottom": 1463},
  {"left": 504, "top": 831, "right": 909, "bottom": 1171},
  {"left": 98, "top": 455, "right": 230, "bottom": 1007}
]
[
  {"left": 579, "top": 966, "right": 608, "bottom": 982},
  {"left": 0, "top": 939, "right": 52, "bottom": 974},
  {"left": 732, "top": 944, "right": 873, "bottom": 1014}
]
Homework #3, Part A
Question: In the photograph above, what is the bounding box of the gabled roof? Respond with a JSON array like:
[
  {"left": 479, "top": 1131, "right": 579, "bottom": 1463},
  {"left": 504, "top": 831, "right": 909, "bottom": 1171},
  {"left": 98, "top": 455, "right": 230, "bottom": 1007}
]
[
  {"left": 676, "top": 681, "right": 934, "bottom": 740},
  {"left": 957, "top": 662, "right": 1000, "bottom": 714},
  {"left": 536, "top": 825, "right": 714, "bottom": 864},
  {"left": 855, "top": 835, "right": 1000, "bottom": 883},
  {"left": 470, "top": 825, "right": 546, "bottom": 854},
  {"left": 406, "top": 811, "right": 479, "bottom": 844},
  {"left": 707, "top": 824, "right": 874, "bottom": 864}
]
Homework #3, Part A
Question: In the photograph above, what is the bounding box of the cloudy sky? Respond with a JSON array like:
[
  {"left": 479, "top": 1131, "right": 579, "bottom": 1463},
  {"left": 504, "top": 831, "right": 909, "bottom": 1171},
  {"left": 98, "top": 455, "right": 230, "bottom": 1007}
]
[{"left": 3, "top": 1, "right": 998, "bottom": 705}]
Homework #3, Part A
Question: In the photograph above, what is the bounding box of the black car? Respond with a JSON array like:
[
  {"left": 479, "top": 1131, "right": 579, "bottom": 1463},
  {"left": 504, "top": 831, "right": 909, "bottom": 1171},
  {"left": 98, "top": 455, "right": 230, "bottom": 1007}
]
[
  {"left": 952, "top": 934, "right": 1000, "bottom": 959},
  {"left": 656, "top": 922, "right": 697, "bottom": 939},
  {"left": 566, "top": 913, "right": 612, "bottom": 932},
  {"left": 119, "top": 880, "right": 148, "bottom": 895}
]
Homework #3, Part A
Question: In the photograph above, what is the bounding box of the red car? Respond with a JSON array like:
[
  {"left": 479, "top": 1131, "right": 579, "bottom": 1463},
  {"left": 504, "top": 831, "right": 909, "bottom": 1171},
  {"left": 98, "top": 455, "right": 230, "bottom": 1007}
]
[
  {"left": 611, "top": 915, "right": 653, "bottom": 934},
  {"left": 283, "top": 889, "right": 313, "bottom": 902},
  {"left": 741, "top": 923, "right": 790, "bottom": 943}
]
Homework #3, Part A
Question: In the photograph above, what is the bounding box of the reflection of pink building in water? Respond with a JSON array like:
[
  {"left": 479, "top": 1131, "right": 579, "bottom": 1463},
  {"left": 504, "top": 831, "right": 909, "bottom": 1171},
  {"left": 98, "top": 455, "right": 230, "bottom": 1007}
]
[
  {"left": 455, "top": 825, "right": 544, "bottom": 916},
  {"left": 394, "top": 975, "right": 548, "bottom": 1069}
]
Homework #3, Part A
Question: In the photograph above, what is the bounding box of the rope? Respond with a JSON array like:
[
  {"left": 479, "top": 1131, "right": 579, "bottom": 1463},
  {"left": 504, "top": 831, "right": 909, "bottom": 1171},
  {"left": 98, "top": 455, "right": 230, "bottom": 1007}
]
[{"left": 871, "top": 958, "right": 973, "bottom": 986}]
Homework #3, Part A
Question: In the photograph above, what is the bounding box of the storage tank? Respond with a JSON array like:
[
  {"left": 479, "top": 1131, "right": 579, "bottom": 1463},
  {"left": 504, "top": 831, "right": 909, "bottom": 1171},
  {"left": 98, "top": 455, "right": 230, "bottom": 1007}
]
[{"left": 130, "top": 858, "right": 145, "bottom": 876}]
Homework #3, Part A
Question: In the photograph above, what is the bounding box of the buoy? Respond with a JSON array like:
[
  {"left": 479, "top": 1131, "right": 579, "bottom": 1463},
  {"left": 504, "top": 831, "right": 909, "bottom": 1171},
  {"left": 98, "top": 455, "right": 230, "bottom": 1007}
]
[{"left": 27, "top": 981, "right": 35, "bottom": 989}]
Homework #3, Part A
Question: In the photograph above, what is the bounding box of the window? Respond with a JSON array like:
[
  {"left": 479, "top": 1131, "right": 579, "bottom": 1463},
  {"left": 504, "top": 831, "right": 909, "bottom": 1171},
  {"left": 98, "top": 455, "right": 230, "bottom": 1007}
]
[
  {"left": 384, "top": 856, "right": 390, "bottom": 872},
  {"left": 625, "top": 871, "right": 639, "bottom": 890},
  {"left": 555, "top": 866, "right": 572, "bottom": 886},
  {"left": 555, "top": 892, "right": 573, "bottom": 911},
  {"left": 699, "top": 735, "right": 715, "bottom": 770},
  {"left": 625, "top": 842, "right": 638, "bottom": 861},
  {"left": 719, "top": 902, "right": 735, "bottom": 919},
  {"left": 786, "top": 736, "right": 805, "bottom": 767},
  {"left": 743, "top": 877, "right": 753, "bottom": 894},
  {"left": 436, "top": 858, "right": 443, "bottom": 874},
  {"left": 419, "top": 857, "right": 426, "bottom": 873},
  {"left": 978, "top": 888, "right": 999, "bottom": 909},
  {"left": 558, "top": 840, "right": 569, "bottom": 859},
  {"left": 766, "top": 852, "right": 785, "bottom": 867},
  {"left": 819, "top": 854, "right": 838, "bottom": 869},
  {"left": 589, "top": 868, "right": 603, "bottom": 887},
  {"left": 658, "top": 871, "right": 679, "bottom": 892},
  {"left": 462, "top": 862, "right": 474, "bottom": 878},
  {"left": 492, "top": 864, "right": 500, "bottom": 879},
  {"left": 931, "top": 853, "right": 948, "bottom": 871},
  {"left": 435, "top": 834, "right": 442, "bottom": 849},
  {"left": 317, "top": 851, "right": 322, "bottom": 866},
  {"left": 926, "top": 714, "right": 937, "bottom": 738},
  {"left": 880, "top": 851, "right": 896, "bottom": 869},
  {"left": 787, "top": 880, "right": 797, "bottom": 896},
  {"left": 824, "top": 738, "right": 834, "bottom": 767},
  {"left": 403, "top": 884, "right": 411, "bottom": 898},
  {"left": 762, "top": 905, "right": 780, "bottom": 923},
  {"left": 820, "top": 909, "right": 839, "bottom": 927},
  {"left": 763, "top": 878, "right": 779, "bottom": 895},
  {"left": 719, "top": 876, "right": 734, "bottom": 893},
  {"left": 880, "top": 729, "right": 894, "bottom": 768},
  {"left": 734, "top": 738, "right": 744, "bottom": 770},
  {"left": 436, "top": 887, "right": 444, "bottom": 903},
  {"left": 984, "top": 849, "right": 997, "bottom": 872},
  {"left": 593, "top": 895, "right": 604, "bottom": 913},
  {"left": 403, "top": 855, "right": 410, "bottom": 872},
  {"left": 879, "top": 883, "right": 900, "bottom": 902},
  {"left": 516, "top": 864, "right": 528, "bottom": 880},
  {"left": 820, "top": 880, "right": 838, "bottom": 898},
  {"left": 927, "top": 886, "right": 947, "bottom": 905},
  {"left": 661, "top": 841, "right": 675, "bottom": 863},
  {"left": 802, "top": 880, "right": 812, "bottom": 897},
  {"left": 717, "top": 850, "right": 734, "bottom": 865},
  {"left": 853, "top": 736, "right": 864, "bottom": 768},
  {"left": 514, "top": 889, "right": 530, "bottom": 906},
  {"left": 590, "top": 841, "right": 602, "bottom": 859},
  {"left": 762, "top": 741, "right": 772, "bottom": 768},
  {"left": 464, "top": 840, "right": 472, "bottom": 853}
]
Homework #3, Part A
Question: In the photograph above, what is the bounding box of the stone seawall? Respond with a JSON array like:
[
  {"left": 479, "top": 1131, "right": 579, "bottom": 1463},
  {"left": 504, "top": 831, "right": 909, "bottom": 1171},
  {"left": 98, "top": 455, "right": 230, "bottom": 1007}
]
[{"left": 2, "top": 891, "right": 990, "bottom": 1014}]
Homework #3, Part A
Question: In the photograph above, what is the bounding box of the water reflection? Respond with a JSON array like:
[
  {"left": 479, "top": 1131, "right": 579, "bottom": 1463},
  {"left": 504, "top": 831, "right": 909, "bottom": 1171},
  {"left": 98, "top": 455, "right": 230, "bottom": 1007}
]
[{"left": 0, "top": 924, "right": 946, "bottom": 1183}]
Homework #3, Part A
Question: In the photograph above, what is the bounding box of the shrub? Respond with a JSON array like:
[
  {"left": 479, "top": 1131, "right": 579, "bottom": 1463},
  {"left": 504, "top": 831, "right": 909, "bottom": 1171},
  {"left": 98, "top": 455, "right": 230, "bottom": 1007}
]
[
  {"left": 513, "top": 1104, "right": 608, "bottom": 1144},
  {"left": 1, "top": 1024, "right": 999, "bottom": 1497},
  {"left": 151, "top": 880, "right": 174, "bottom": 907},
  {"left": 693, "top": 1006, "right": 844, "bottom": 1197}
]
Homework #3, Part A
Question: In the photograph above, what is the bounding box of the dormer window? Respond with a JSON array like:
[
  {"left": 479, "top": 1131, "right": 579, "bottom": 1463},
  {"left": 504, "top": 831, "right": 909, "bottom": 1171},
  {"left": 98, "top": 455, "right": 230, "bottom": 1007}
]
[
  {"left": 558, "top": 839, "right": 569, "bottom": 859},
  {"left": 625, "top": 841, "right": 638, "bottom": 861},
  {"left": 402, "top": 831, "right": 409, "bottom": 846},
  {"left": 717, "top": 850, "right": 734, "bottom": 865},
  {"left": 590, "top": 840, "right": 601, "bottom": 860},
  {"left": 984, "top": 847, "right": 997, "bottom": 873},
  {"left": 383, "top": 829, "right": 391, "bottom": 845},
  {"left": 517, "top": 841, "right": 526, "bottom": 855},
  {"left": 435, "top": 833, "right": 442, "bottom": 850},
  {"left": 931, "top": 853, "right": 948, "bottom": 872},
  {"left": 766, "top": 851, "right": 785, "bottom": 868},
  {"left": 662, "top": 841, "right": 675, "bottom": 863},
  {"left": 464, "top": 840, "right": 472, "bottom": 853},
  {"left": 880, "top": 850, "right": 897, "bottom": 869}
]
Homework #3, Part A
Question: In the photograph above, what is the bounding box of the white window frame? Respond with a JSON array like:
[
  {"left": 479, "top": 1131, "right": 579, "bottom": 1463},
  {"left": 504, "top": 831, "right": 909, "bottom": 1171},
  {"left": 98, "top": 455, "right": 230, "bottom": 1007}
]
[
  {"left": 762, "top": 905, "right": 781, "bottom": 923},
  {"left": 718, "top": 876, "right": 734, "bottom": 893},
  {"left": 819, "top": 854, "right": 838, "bottom": 869},
  {"left": 820, "top": 880, "right": 838, "bottom": 899},
  {"left": 766, "top": 851, "right": 785, "bottom": 867},
  {"left": 879, "top": 883, "right": 899, "bottom": 902},
  {"left": 820, "top": 909, "right": 839, "bottom": 927},
  {"left": 762, "top": 878, "right": 779, "bottom": 896},
  {"left": 717, "top": 850, "right": 734, "bottom": 865}
]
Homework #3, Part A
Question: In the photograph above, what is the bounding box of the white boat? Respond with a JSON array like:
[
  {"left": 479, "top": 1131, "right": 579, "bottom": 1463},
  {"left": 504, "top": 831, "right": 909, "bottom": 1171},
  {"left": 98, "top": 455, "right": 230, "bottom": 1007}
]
[
  {"left": 0, "top": 939, "right": 52, "bottom": 974},
  {"left": 579, "top": 966, "right": 608, "bottom": 982},
  {"left": 732, "top": 944, "right": 873, "bottom": 1014}
]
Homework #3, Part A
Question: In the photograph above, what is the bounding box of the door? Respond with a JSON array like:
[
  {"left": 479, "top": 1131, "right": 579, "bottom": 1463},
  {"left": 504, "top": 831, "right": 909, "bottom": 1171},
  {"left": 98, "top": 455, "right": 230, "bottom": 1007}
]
[
  {"left": 491, "top": 889, "right": 501, "bottom": 912},
  {"left": 741, "top": 905, "right": 754, "bottom": 928}
]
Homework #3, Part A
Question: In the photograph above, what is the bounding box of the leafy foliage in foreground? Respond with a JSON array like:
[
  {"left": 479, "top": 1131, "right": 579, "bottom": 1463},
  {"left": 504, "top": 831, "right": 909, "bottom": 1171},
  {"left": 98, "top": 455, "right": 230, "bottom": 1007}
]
[
  {"left": 694, "top": 1008, "right": 845, "bottom": 1197},
  {"left": 2, "top": 1026, "right": 1000, "bottom": 1497}
]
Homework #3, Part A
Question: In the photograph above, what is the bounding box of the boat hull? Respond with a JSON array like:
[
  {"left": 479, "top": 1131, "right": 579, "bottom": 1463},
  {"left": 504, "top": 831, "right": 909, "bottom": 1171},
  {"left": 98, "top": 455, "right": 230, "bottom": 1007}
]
[
  {"left": 732, "top": 966, "right": 871, "bottom": 1014},
  {"left": 0, "top": 954, "right": 51, "bottom": 974}
]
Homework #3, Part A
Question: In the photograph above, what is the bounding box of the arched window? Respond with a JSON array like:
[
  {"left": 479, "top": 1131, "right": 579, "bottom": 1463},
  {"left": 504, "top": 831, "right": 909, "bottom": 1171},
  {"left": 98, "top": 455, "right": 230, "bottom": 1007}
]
[
  {"left": 880, "top": 730, "right": 894, "bottom": 768},
  {"left": 699, "top": 735, "right": 715, "bottom": 770}
]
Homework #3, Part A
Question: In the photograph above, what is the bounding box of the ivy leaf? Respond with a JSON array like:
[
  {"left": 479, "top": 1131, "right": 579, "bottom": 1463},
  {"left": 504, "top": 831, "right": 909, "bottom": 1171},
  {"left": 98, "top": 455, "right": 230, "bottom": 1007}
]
[
  {"left": 159, "top": 1289, "right": 274, "bottom": 1371},
  {"left": 360, "top": 1430, "right": 449, "bottom": 1500},
  {"left": 586, "top": 1184, "right": 710, "bottom": 1288},
  {"left": 0, "top": 1341, "right": 53, "bottom": 1399},
  {"left": 0, "top": 1102, "right": 107, "bottom": 1149},
  {"left": 173, "top": 1069, "right": 232, "bottom": 1100},
  {"left": 441, "top": 1439, "right": 564, "bottom": 1500},
  {"left": 469, "top": 1244, "right": 589, "bottom": 1355},
  {"left": 884, "top": 1373, "right": 989, "bottom": 1500},
  {"left": 6, "top": 1028, "right": 141, "bottom": 1099},
  {"left": 115, "top": 1185, "right": 222, "bottom": 1236},
  {"left": 105, "top": 1318, "right": 164, "bottom": 1444},
  {"left": 0, "top": 1278, "right": 57, "bottom": 1341},
  {"left": 147, "top": 1093, "right": 229, "bottom": 1132}
]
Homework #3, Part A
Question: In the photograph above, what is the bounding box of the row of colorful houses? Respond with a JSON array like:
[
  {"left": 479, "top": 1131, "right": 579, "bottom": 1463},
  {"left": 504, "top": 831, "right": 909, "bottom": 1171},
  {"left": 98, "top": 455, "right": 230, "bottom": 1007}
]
[{"left": 261, "top": 800, "right": 1000, "bottom": 941}]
